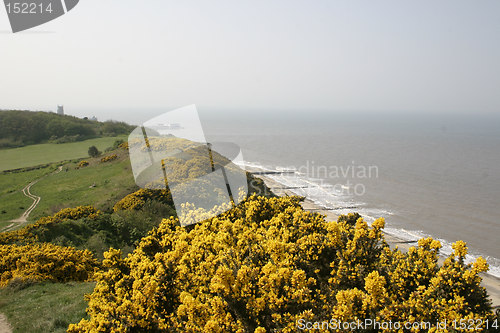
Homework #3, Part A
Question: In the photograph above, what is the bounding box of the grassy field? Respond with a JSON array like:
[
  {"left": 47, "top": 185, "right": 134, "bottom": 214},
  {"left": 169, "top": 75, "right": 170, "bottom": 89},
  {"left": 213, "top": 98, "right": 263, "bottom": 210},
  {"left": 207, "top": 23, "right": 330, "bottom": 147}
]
[
  {"left": 0, "top": 167, "right": 58, "bottom": 223},
  {"left": 0, "top": 149, "right": 137, "bottom": 226},
  {"left": 0, "top": 221, "right": 13, "bottom": 230},
  {"left": 29, "top": 150, "right": 137, "bottom": 220},
  {"left": 0, "top": 136, "right": 126, "bottom": 172},
  {"left": 0, "top": 282, "right": 95, "bottom": 333}
]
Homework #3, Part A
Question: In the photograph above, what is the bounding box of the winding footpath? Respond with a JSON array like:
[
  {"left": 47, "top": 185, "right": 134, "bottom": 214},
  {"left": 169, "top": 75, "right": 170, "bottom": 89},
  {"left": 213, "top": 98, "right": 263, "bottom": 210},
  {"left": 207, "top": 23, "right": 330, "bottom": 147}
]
[
  {"left": 0, "top": 166, "right": 62, "bottom": 233},
  {"left": 0, "top": 167, "right": 64, "bottom": 332}
]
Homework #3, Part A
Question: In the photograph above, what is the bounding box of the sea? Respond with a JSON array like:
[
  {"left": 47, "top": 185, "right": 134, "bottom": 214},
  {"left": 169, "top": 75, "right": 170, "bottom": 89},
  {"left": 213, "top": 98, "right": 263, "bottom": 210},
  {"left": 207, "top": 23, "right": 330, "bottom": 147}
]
[{"left": 195, "top": 111, "right": 500, "bottom": 278}]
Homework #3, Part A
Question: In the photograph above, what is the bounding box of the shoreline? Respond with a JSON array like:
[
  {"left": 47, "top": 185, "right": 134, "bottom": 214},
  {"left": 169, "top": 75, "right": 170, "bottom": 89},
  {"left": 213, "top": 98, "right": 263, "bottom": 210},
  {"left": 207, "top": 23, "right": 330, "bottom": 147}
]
[{"left": 253, "top": 172, "right": 500, "bottom": 308}]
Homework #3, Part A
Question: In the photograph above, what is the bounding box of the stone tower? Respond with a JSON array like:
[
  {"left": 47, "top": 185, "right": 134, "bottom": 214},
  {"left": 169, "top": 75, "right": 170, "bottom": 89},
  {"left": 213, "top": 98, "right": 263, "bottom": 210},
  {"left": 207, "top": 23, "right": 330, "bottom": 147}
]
[{"left": 57, "top": 105, "right": 64, "bottom": 115}]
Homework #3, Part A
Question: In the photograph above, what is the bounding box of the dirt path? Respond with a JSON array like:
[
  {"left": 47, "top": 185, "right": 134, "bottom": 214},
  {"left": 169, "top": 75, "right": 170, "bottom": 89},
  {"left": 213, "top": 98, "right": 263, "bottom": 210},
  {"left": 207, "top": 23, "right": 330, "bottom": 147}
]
[
  {"left": 0, "top": 166, "right": 63, "bottom": 232},
  {"left": 0, "top": 166, "right": 65, "bottom": 331},
  {"left": 0, "top": 314, "right": 12, "bottom": 333}
]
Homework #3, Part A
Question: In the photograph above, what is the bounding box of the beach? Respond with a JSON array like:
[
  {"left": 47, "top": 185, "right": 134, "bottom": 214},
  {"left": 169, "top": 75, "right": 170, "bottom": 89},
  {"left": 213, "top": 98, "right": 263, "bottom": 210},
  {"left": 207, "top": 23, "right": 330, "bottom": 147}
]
[
  {"left": 252, "top": 171, "right": 500, "bottom": 309},
  {"left": 208, "top": 113, "right": 500, "bottom": 274}
]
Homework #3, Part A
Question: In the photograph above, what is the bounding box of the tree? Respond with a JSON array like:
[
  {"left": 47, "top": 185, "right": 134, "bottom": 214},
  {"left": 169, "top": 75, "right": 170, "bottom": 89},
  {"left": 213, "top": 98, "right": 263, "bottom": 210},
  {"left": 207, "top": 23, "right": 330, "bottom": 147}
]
[{"left": 88, "top": 145, "right": 100, "bottom": 158}]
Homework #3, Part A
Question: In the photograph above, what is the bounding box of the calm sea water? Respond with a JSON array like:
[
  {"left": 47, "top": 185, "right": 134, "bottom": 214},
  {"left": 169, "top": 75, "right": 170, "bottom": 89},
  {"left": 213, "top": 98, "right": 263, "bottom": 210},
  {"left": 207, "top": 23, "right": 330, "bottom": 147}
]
[{"left": 200, "top": 111, "right": 500, "bottom": 277}]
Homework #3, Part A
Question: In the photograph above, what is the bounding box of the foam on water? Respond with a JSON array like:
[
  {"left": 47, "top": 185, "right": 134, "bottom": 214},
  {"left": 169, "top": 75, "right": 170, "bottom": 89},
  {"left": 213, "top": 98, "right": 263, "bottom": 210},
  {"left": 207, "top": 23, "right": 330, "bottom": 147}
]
[{"left": 239, "top": 160, "right": 500, "bottom": 279}]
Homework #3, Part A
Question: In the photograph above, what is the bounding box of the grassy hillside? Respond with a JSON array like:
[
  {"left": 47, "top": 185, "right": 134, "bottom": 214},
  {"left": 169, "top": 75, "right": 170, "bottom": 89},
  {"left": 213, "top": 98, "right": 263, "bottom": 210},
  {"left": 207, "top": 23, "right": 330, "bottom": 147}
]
[
  {"left": 0, "top": 148, "right": 137, "bottom": 225},
  {"left": 0, "top": 282, "right": 95, "bottom": 333},
  {"left": 0, "top": 137, "right": 276, "bottom": 332},
  {"left": 29, "top": 150, "right": 137, "bottom": 220},
  {"left": 0, "top": 136, "right": 126, "bottom": 171},
  {"left": 0, "top": 166, "right": 58, "bottom": 224},
  {"left": 0, "top": 140, "right": 271, "bottom": 258},
  {"left": 0, "top": 110, "right": 134, "bottom": 149}
]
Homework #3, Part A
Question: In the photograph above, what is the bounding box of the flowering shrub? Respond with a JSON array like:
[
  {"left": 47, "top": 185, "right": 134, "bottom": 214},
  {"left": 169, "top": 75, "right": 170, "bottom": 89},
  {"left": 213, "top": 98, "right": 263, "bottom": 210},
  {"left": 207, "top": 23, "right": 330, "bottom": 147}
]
[
  {"left": 0, "top": 206, "right": 101, "bottom": 245},
  {"left": 51, "top": 206, "right": 101, "bottom": 221},
  {"left": 78, "top": 160, "right": 89, "bottom": 168},
  {"left": 100, "top": 154, "right": 118, "bottom": 163},
  {"left": 113, "top": 188, "right": 173, "bottom": 211},
  {"left": 118, "top": 141, "right": 129, "bottom": 150},
  {"left": 69, "top": 196, "right": 496, "bottom": 332},
  {"left": 0, "top": 243, "right": 99, "bottom": 287}
]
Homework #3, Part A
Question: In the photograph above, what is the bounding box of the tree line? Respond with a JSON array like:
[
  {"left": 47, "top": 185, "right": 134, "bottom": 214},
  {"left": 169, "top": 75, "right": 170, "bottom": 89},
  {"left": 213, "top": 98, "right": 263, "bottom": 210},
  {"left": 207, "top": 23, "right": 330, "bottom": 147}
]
[{"left": 0, "top": 110, "right": 134, "bottom": 148}]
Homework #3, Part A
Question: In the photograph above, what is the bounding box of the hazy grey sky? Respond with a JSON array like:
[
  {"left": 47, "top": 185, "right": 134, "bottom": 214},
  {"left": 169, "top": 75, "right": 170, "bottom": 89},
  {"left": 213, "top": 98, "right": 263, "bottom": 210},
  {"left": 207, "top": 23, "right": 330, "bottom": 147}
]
[{"left": 1, "top": 0, "right": 499, "bottom": 121}]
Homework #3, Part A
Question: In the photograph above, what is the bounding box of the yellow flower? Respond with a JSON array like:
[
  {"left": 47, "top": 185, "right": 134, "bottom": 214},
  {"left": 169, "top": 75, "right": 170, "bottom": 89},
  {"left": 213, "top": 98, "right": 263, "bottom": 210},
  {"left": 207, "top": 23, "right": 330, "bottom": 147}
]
[{"left": 452, "top": 240, "right": 468, "bottom": 258}]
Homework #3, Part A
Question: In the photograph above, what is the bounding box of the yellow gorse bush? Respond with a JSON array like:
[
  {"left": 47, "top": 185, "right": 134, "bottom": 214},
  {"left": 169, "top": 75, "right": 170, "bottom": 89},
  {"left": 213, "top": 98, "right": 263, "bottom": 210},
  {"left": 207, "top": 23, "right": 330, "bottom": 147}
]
[
  {"left": 113, "top": 189, "right": 173, "bottom": 212},
  {"left": 100, "top": 154, "right": 118, "bottom": 163},
  {"left": 78, "top": 160, "right": 89, "bottom": 168},
  {"left": 69, "top": 196, "right": 496, "bottom": 332},
  {"left": 51, "top": 206, "right": 101, "bottom": 221},
  {"left": 0, "top": 243, "right": 99, "bottom": 287},
  {"left": 118, "top": 141, "right": 128, "bottom": 150}
]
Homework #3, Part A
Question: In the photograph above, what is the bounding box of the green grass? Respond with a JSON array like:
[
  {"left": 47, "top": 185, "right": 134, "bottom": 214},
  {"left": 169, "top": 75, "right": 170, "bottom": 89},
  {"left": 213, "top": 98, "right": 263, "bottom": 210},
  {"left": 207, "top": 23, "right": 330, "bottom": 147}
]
[
  {"left": 0, "top": 136, "right": 126, "bottom": 172},
  {"left": 0, "top": 191, "right": 30, "bottom": 222},
  {"left": 0, "top": 282, "right": 95, "bottom": 333},
  {"left": 0, "top": 221, "right": 12, "bottom": 230},
  {"left": 0, "top": 149, "right": 137, "bottom": 226},
  {"left": 0, "top": 167, "right": 58, "bottom": 223},
  {"left": 29, "top": 151, "right": 137, "bottom": 220}
]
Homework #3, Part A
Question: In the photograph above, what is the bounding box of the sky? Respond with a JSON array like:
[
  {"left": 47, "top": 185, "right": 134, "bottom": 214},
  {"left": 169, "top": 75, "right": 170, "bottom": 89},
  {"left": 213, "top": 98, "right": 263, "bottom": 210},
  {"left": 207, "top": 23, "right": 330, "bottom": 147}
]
[{"left": 1, "top": 0, "right": 500, "bottom": 123}]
